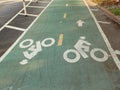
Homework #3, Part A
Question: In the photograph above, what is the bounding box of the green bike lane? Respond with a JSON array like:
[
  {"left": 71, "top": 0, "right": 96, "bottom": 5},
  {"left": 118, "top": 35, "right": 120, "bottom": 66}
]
[{"left": 0, "top": 0, "right": 120, "bottom": 90}]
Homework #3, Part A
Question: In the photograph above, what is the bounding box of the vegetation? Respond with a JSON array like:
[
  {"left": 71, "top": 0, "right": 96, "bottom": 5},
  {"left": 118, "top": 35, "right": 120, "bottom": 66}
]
[
  {"left": 91, "top": 0, "right": 105, "bottom": 5},
  {"left": 91, "top": 0, "right": 120, "bottom": 16},
  {"left": 109, "top": 8, "right": 120, "bottom": 16},
  {"left": 91, "top": 0, "right": 120, "bottom": 6}
]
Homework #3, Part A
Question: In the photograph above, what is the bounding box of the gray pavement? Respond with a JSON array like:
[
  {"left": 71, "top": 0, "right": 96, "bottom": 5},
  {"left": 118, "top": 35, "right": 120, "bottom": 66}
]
[
  {"left": 0, "top": 1, "right": 23, "bottom": 56},
  {"left": 0, "top": 1, "right": 23, "bottom": 28}
]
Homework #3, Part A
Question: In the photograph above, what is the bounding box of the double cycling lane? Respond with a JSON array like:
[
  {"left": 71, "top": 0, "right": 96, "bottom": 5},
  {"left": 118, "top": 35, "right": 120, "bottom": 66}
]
[{"left": 0, "top": 0, "right": 120, "bottom": 90}]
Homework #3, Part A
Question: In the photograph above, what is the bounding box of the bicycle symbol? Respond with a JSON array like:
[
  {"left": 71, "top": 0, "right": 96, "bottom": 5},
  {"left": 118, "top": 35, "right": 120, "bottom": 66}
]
[
  {"left": 63, "top": 36, "right": 109, "bottom": 63},
  {"left": 19, "top": 38, "right": 55, "bottom": 65}
]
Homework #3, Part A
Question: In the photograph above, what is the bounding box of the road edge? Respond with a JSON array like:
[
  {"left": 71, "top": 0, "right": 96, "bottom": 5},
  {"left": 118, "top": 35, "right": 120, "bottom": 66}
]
[
  {"left": 85, "top": 0, "right": 120, "bottom": 70},
  {"left": 86, "top": 0, "right": 120, "bottom": 25}
]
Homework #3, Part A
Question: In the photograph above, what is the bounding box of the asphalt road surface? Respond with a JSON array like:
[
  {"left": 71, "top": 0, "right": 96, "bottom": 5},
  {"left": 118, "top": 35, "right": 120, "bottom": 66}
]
[{"left": 0, "top": 0, "right": 120, "bottom": 90}]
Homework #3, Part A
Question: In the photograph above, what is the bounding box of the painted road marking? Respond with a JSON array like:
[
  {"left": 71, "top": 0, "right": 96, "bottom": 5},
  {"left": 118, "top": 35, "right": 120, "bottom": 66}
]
[
  {"left": 0, "top": 0, "right": 54, "bottom": 62},
  {"left": 41, "top": 38, "right": 55, "bottom": 47},
  {"left": 19, "top": 59, "right": 28, "bottom": 65},
  {"left": 84, "top": 0, "right": 120, "bottom": 70},
  {"left": 19, "top": 38, "right": 55, "bottom": 65},
  {"left": 77, "top": 20, "right": 85, "bottom": 27},
  {"left": 66, "top": 4, "right": 69, "bottom": 7},
  {"left": 19, "top": 13, "right": 38, "bottom": 17},
  {"left": 98, "top": 21, "right": 111, "bottom": 24},
  {"left": 6, "top": 25, "right": 26, "bottom": 31},
  {"left": 63, "top": 13, "right": 67, "bottom": 19},
  {"left": 63, "top": 36, "right": 109, "bottom": 63},
  {"left": 19, "top": 36, "right": 112, "bottom": 65},
  {"left": 3, "top": 85, "right": 28, "bottom": 90},
  {"left": 32, "top": 0, "right": 50, "bottom": 3},
  {"left": 27, "top": 6, "right": 45, "bottom": 9},
  {"left": 115, "top": 50, "right": 120, "bottom": 55},
  {"left": 0, "top": 0, "right": 33, "bottom": 31},
  {"left": 58, "top": 34, "right": 64, "bottom": 46},
  {"left": 91, "top": 8, "right": 99, "bottom": 12}
]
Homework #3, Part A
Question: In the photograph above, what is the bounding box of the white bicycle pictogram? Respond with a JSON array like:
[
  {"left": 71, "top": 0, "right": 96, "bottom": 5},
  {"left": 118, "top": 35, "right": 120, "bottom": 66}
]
[{"left": 63, "top": 36, "right": 109, "bottom": 63}]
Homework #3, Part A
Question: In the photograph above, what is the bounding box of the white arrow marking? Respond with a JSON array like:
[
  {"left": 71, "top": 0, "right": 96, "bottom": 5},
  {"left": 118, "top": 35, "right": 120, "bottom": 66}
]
[{"left": 77, "top": 20, "right": 85, "bottom": 27}]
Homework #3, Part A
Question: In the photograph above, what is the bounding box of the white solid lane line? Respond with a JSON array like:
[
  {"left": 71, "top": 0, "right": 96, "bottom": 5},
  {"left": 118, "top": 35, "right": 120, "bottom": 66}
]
[{"left": 84, "top": 0, "right": 120, "bottom": 70}]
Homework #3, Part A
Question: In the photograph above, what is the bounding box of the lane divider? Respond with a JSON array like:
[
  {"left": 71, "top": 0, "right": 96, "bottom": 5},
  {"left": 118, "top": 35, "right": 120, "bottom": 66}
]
[
  {"left": 58, "top": 34, "right": 64, "bottom": 46},
  {"left": 63, "top": 13, "right": 67, "bottom": 19},
  {"left": 65, "top": 4, "right": 69, "bottom": 7}
]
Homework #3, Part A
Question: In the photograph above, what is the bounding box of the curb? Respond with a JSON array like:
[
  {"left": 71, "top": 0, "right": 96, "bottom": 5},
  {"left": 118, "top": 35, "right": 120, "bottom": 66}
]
[{"left": 97, "top": 6, "right": 120, "bottom": 25}]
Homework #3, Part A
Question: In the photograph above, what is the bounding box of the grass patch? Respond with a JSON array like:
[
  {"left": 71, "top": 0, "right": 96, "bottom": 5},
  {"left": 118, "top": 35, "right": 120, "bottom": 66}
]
[{"left": 108, "top": 8, "right": 120, "bottom": 16}]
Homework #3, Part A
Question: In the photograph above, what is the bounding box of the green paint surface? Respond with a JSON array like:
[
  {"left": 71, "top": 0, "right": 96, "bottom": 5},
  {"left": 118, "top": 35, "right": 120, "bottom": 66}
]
[{"left": 0, "top": 0, "right": 120, "bottom": 90}]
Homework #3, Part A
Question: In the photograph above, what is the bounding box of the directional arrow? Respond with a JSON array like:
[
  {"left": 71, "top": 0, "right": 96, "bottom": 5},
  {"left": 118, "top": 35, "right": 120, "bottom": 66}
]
[{"left": 77, "top": 20, "right": 85, "bottom": 27}]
